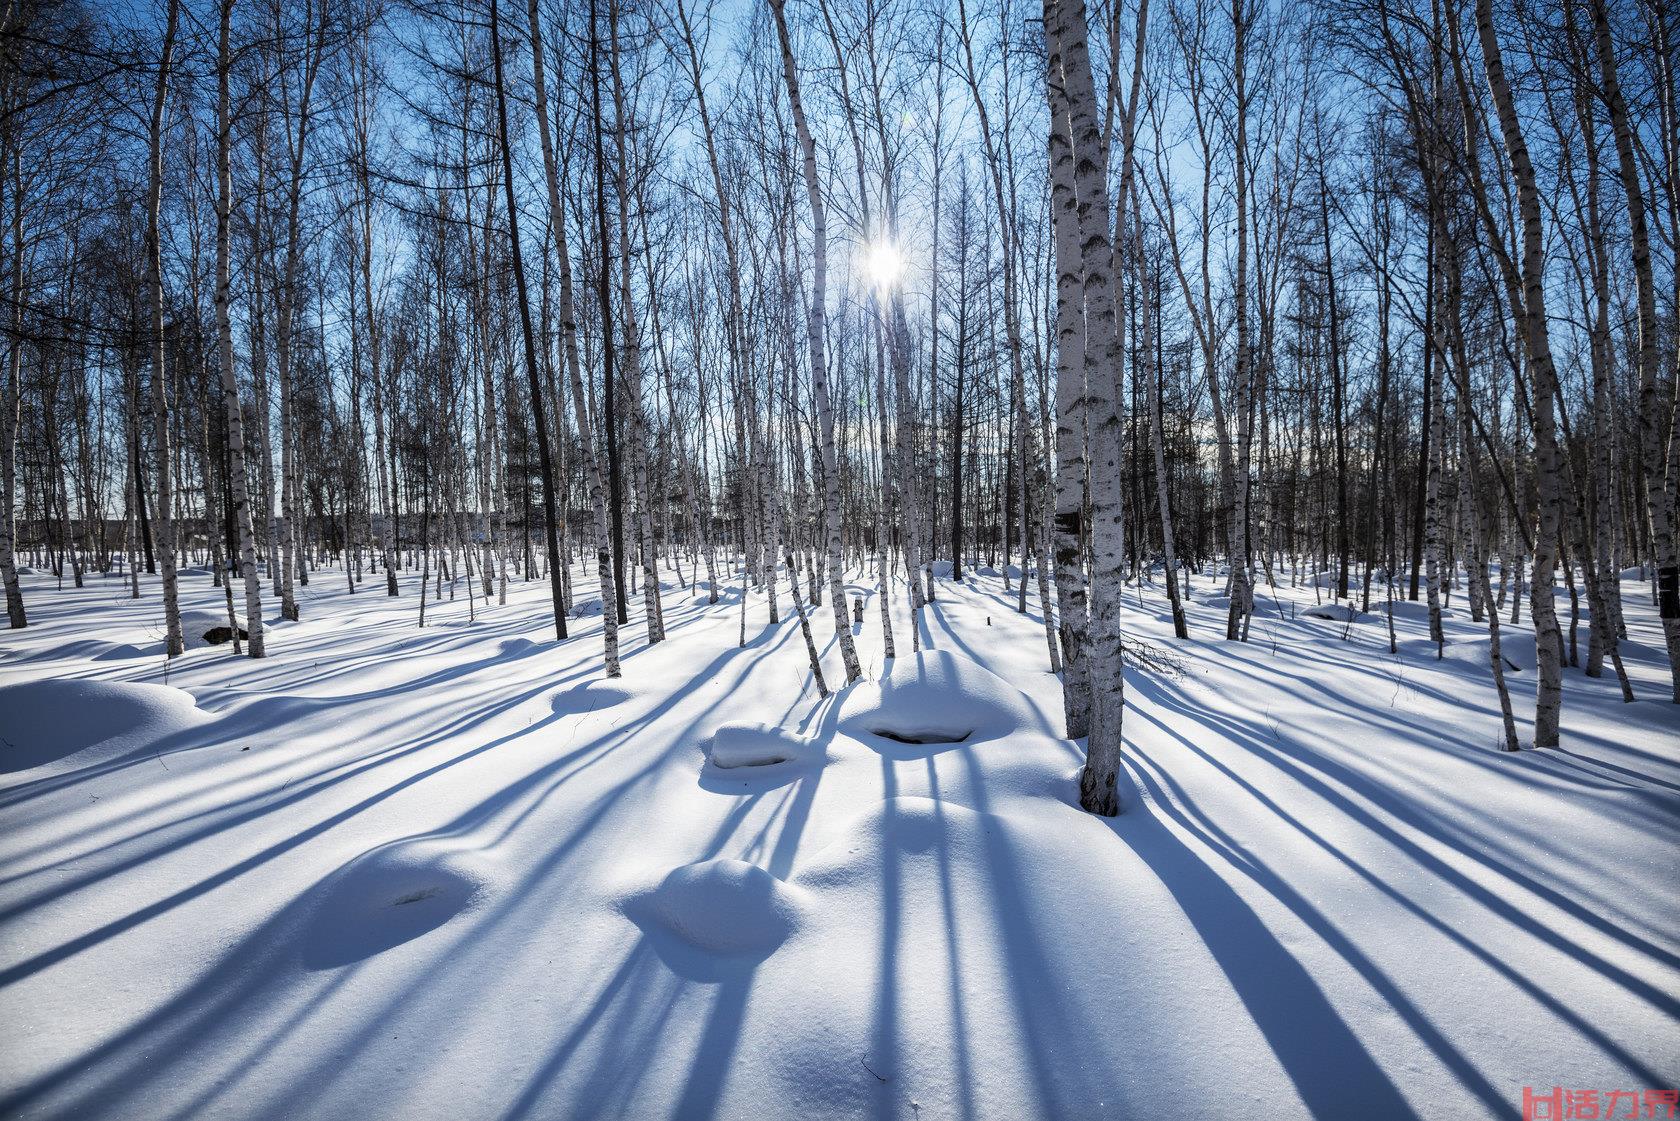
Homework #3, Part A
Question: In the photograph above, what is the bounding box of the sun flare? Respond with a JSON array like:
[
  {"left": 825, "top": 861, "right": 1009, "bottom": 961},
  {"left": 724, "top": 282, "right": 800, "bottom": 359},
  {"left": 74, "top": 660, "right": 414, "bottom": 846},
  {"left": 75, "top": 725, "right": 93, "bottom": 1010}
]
[{"left": 861, "top": 240, "right": 906, "bottom": 288}]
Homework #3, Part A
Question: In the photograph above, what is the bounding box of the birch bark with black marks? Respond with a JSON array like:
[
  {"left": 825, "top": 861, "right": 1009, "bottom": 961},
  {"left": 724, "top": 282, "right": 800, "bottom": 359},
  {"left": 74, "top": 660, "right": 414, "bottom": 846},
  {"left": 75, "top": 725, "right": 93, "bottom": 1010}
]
[
  {"left": 770, "top": 0, "right": 863, "bottom": 685},
  {"left": 1225, "top": 0, "right": 1259, "bottom": 642},
  {"left": 1589, "top": 0, "right": 1679, "bottom": 700},
  {"left": 1473, "top": 0, "right": 1565, "bottom": 746},
  {"left": 607, "top": 0, "right": 664, "bottom": 645},
  {"left": 527, "top": 0, "right": 619, "bottom": 674},
  {"left": 489, "top": 0, "right": 566, "bottom": 643},
  {"left": 1045, "top": 40, "right": 1091, "bottom": 740},
  {"left": 214, "top": 0, "right": 264, "bottom": 656},
  {"left": 148, "top": 0, "right": 182, "bottom": 654},
  {"left": 1046, "top": 0, "right": 1134, "bottom": 814}
]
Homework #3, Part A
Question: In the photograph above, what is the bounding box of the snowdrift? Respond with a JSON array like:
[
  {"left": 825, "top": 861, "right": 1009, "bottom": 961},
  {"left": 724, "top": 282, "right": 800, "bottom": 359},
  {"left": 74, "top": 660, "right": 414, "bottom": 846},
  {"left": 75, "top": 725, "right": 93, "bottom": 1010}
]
[
  {"left": 2, "top": 562, "right": 1675, "bottom": 1121},
  {"left": 1386, "top": 598, "right": 1454, "bottom": 621},
  {"left": 176, "top": 608, "right": 264, "bottom": 651},
  {"left": 706, "top": 721, "right": 820, "bottom": 769},
  {"left": 622, "top": 858, "right": 806, "bottom": 958},
  {"left": 0, "top": 677, "right": 206, "bottom": 773},
  {"left": 1302, "top": 602, "right": 1361, "bottom": 622},
  {"left": 838, "top": 649, "right": 1035, "bottom": 752},
  {"left": 299, "top": 838, "right": 497, "bottom": 970},
  {"left": 1429, "top": 629, "right": 1539, "bottom": 673}
]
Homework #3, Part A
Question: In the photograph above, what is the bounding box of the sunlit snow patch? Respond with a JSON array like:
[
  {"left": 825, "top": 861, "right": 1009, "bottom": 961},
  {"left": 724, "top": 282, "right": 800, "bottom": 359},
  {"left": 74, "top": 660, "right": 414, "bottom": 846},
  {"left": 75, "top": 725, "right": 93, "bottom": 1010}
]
[
  {"left": 838, "top": 650, "right": 1034, "bottom": 755},
  {"left": 621, "top": 859, "right": 806, "bottom": 979},
  {"left": 177, "top": 608, "right": 265, "bottom": 650},
  {"left": 706, "top": 722, "right": 819, "bottom": 769}
]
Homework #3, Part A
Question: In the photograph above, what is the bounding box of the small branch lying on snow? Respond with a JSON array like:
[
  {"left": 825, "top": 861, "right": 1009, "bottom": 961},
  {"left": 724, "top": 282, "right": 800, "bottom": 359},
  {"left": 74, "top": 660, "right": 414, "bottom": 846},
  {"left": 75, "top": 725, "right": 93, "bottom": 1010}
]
[{"left": 1120, "top": 637, "right": 1188, "bottom": 678}]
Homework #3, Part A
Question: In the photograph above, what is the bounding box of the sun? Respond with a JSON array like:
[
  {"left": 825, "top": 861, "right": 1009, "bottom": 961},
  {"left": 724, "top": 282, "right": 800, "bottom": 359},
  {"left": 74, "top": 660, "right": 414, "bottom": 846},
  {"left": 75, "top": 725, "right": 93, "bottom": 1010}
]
[{"left": 861, "top": 240, "right": 906, "bottom": 288}]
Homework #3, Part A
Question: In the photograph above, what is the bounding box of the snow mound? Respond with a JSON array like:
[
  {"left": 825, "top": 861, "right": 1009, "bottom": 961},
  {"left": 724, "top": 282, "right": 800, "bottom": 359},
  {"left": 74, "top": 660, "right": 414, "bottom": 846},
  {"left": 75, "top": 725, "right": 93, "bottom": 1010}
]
[
  {"left": 798, "top": 797, "right": 990, "bottom": 890},
  {"left": 299, "top": 839, "right": 493, "bottom": 969},
  {"left": 624, "top": 859, "right": 803, "bottom": 957},
  {"left": 1385, "top": 599, "right": 1454, "bottom": 622},
  {"left": 569, "top": 598, "right": 605, "bottom": 618},
  {"left": 803, "top": 796, "right": 981, "bottom": 873},
  {"left": 1619, "top": 566, "right": 1645, "bottom": 582},
  {"left": 0, "top": 678, "right": 204, "bottom": 773},
  {"left": 1302, "top": 602, "right": 1360, "bottom": 622},
  {"left": 1201, "top": 592, "right": 1279, "bottom": 614},
  {"left": 1481, "top": 629, "right": 1537, "bottom": 672},
  {"left": 839, "top": 649, "right": 1033, "bottom": 753},
  {"left": 91, "top": 642, "right": 148, "bottom": 661},
  {"left": 1589, "top": 630, "right": 1662, "bottom": 663},
  {"left": 929, "top": 559, "right": 954, "bottom": 578},
  {"left": 707, "top": 722, "right": 817, "bottom": 769},
  {"left": 1427, "top": 629, "right": 1538, "bottom": 673},
  {"left": 40, "top": 638, "right": 146, "bottom": 662},
  {"left": 14, "top": 565, "right": 34, "bottom": 575},
  {"left": 555, "top": 679, "right": 633, "bottom": 712},
  {"left": 177, "top": 608, "right": 264, "bottom": 650},
  {"left": 790, "top": 788, "right": 1098, "bottom": 901}
]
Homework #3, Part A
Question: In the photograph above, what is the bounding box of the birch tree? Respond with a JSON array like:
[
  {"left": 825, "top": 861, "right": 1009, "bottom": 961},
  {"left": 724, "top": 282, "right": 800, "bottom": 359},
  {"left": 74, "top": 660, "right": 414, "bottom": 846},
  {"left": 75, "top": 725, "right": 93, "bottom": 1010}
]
[
  {"left": 214, "top": 0, "right": 265, "bottom": 656},
  {"left": 148, "top": 0, "right": 182, "bottom": 655},
  {"left": 770, "top": 0, "right": 863, "bottom": 685}
]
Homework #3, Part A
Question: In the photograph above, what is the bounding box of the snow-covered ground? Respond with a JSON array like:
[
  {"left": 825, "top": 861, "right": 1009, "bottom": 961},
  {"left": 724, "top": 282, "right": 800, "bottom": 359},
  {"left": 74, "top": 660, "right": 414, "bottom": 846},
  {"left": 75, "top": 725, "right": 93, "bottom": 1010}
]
[{"left": 1, "top": 560, "right": 1676, "bottom": 1120}]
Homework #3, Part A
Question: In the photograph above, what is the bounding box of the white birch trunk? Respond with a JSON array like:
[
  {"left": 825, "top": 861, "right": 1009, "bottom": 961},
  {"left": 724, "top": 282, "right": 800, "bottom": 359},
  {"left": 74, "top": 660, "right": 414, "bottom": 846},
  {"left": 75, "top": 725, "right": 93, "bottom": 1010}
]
[
  {"left": 148, "top": 0, "right": 182, "bottom": 655},
  {"left": 770, "top": 0, "right": 863, "bottom": 684},
  {"left": 1475, "top": 0, "right": 1565, "bottom": 746},
  {"left": 215, "top": 0, "right": 265, "bottom": 656},
  {"left": 527, "top": 0, "right": 620, "bottom": 674}
]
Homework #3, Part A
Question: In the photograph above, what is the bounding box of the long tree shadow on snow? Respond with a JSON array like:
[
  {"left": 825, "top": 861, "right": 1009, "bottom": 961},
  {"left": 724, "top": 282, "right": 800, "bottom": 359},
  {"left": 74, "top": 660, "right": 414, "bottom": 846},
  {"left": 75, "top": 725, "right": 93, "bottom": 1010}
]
[
  {"left": 1122, "top": 669, "right": 1677, "bottom": 1105},
  {"left": 1136, "top": 672, "right": 1680, "bottom": 993},
  {"left": 1125, "top": 693, "right": 1670, "bottom": 1093},
  {"left": 0, "top": 608, "right": 786, "bottom": 1119}
]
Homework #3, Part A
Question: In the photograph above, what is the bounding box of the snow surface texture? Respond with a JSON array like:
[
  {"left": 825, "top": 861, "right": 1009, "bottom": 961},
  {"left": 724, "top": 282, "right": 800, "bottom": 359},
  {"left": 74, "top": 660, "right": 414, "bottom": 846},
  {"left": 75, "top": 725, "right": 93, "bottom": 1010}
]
[
  {"left": 175, "top": 608, "right": 265, "bottom": 651},
  {"left": 0, "top": 678, "right": 209, "bottom": 773},
  {"left": 298, "top": 838, "right": 497, "bottom": 970},
  {"left": 0, "top": 563, "right": 1676, "bottom": 1120},
  {"left": 838, "top": 648, "right": 1037, "bottom": 755},
  {"left": 623, "top": 859, "right": 805, "bottom": 960},
  {"left": 1302, "top": 602, "right": 1361, "bottom": 622},
  {"left": 705, "top": 722, "right": 819, "bottom": 770}
]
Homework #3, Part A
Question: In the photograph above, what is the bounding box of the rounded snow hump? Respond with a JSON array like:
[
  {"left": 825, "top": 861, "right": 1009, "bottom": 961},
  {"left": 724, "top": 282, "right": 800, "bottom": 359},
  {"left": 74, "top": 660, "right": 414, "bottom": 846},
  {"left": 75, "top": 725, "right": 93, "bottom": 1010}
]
[
  {"left": 176, "top": 608, "right": 266, "bottom": 651},
  {"left": 620, "top": 859, "right": 807, "bottom": 980},
  {"left": 705, "top": 722, "right": 821, "bottom": 770},
  {"left": 838, "top": 649, "right": 1035, "bottom": 756},
  {"left": 0, "top": 677, "right": 207, "bottom": 773},
  {"left": 299, "top": 837, "right": 496, "bottom": 969}
]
